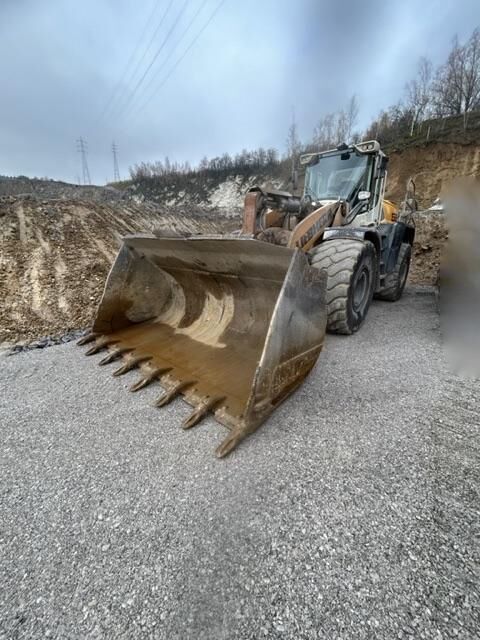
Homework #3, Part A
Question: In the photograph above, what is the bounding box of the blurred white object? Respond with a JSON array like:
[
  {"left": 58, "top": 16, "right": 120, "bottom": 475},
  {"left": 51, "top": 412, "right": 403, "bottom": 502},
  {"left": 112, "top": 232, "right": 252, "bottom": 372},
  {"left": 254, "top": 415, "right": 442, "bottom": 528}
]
[
  {"left": 440, "top": 179, "right": 480, "bottom": 378},
  {"left": 429, "top": 198, "right": 444, "bottom": 212}
]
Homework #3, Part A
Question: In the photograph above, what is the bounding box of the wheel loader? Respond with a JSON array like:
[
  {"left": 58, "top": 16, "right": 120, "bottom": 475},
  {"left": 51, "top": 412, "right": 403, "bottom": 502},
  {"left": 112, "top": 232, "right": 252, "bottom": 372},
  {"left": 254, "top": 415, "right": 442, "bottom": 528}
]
[{"left": 79, "top": 140, "right": 415, "bottom": 457}]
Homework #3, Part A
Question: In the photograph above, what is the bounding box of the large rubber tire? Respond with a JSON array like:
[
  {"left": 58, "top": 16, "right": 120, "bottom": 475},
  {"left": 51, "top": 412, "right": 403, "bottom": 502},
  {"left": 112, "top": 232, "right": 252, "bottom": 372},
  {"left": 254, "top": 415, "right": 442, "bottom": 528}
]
[
  {"left": 310, "top": 239, "right": 377, "bottom": 334},
  {"left": 375, "top": 243, "right": 411, "bottom": 302}
]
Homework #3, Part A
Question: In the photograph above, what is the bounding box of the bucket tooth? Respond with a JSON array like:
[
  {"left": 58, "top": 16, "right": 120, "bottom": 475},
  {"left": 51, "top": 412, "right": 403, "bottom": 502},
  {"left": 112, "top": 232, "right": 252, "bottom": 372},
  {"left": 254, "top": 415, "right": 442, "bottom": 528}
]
[
  {"left": 182, "top": 396, "right": 225, "bottom": 430},
  {"left": 77, "top": 332, "right": 97, "bottom": 346},
  {"left": 85, "top": 336, "right": 117, "bottom": 356},
  {"left": 129, "top": 367, "right": 172, "bottom": 392},
  {"left": 153, "top": 380, "right": 196, "bottom": 408},
  {"left": 98, "top": 347, "right": 133, "bottom": 366},
  {"left": 215, "top": 429, "right": 246, "bottom": 458},
  {"left": 113, "top": 356, "right": 152, "bottom": 377}
]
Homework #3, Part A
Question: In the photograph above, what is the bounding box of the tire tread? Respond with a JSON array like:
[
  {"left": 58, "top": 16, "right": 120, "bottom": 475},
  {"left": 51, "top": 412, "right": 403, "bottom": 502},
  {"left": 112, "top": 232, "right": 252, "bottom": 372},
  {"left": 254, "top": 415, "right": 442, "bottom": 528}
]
[
  {"left": 310, "top": 239, "right": 375, "bottom": 334},
  {"left": 375, "top": 243, "right": 411, "bottom": 301}
]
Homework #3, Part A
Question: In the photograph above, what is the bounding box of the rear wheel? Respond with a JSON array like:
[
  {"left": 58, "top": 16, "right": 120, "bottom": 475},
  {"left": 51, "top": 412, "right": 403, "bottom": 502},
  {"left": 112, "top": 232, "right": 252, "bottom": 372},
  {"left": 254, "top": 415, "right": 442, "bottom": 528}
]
[
  {"left": 375, "top": 242, "right": 411, "bottom": 301},
  {"left": 310, "top": 239, "right": 377, "bottom": 334}
]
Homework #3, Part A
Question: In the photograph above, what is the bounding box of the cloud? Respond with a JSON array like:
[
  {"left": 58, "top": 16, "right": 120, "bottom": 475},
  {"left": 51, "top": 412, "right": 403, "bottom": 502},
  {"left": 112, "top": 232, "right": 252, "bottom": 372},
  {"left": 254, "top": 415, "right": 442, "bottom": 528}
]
[{"left": 0, "top": 0, "right": 478, "bottom": 183}]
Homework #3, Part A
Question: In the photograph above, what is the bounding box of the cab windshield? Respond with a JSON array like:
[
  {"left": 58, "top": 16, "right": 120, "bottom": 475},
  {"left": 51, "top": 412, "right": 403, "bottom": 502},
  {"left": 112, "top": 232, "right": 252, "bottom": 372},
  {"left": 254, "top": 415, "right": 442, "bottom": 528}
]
[{"left": 304, "top": 151, "right": 372, "bottom": 202}]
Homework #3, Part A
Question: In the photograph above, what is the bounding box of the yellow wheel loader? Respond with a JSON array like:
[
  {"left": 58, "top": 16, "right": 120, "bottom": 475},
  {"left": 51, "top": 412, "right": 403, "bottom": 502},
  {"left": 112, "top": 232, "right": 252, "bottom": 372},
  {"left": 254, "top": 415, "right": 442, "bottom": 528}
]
[{"left": 79, "top": 140, "right": 415, "bottom": 457}]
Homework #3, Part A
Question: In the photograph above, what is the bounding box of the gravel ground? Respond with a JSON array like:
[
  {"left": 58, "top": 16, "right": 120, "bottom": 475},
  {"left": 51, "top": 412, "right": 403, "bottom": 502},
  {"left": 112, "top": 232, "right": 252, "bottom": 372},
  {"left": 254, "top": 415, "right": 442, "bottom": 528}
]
[{"left": 0, "top": 287, "right": 478, "bottom": 639}]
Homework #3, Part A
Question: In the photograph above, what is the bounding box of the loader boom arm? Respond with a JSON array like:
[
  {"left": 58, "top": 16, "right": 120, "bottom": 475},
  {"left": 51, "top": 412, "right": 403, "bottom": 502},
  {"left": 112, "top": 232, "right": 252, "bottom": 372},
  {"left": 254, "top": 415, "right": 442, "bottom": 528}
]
[
  {"left": 242, "top": 187, "right": 345, "bottom": 251},
  {"left": 287, "top": 200, "right": 344, "bottom": 251}
]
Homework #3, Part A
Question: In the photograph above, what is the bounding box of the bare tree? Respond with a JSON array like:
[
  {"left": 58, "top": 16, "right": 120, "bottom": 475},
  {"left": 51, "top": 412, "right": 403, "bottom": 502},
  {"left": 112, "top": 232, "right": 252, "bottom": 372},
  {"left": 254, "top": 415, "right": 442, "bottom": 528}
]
[
  {"left": 345, "top": 94, "right": 359, "bottom": 140},
  {"left": 334, "top": 109, "right": 349, "bottom": 143},
  {"left": 405, "top": 57, "right": 433, "bottom": 134},
  {"left": 286, "top": 108, "right": 302, "bottom": 184},
  {"left": 266, "top": 148, "right": 279, "bottom": 165},
  {"left": 323, "top": 113, "right": 335, "bottom": 147},
  {"left": 463, "top": 27, "right": 480, "bottom": 112},
  {"left": 313, "top": 115, "right": 328, "bottom": 150},
  {"left": 313, "top": 112, "right": 336, "bottom": 150},
  {"left": 313, "top": 95, "right": 359, "bottom": 150},
  {"left": 434, "top": 28, "right": 480, "bottom": 117},
  {"left": 286, "top": 109, "right": 301, "bottom": 159},
  {"left": 434, "top": 35, "right": 465, "bottom": 116}
]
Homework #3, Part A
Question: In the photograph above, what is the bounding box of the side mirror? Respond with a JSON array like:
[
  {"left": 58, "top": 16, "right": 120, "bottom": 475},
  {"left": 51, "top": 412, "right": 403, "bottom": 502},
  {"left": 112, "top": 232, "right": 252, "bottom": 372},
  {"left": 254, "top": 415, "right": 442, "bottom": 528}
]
[{"left": 358, "top": 190, "right": 370, "bottom": 201}]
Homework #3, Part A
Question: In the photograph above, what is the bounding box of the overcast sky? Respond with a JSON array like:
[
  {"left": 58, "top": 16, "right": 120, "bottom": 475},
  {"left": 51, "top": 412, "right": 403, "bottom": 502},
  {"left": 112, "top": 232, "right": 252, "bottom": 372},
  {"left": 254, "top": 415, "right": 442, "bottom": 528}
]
[{"left": 0, "top": 0, "right": 478, "bottom": 184}]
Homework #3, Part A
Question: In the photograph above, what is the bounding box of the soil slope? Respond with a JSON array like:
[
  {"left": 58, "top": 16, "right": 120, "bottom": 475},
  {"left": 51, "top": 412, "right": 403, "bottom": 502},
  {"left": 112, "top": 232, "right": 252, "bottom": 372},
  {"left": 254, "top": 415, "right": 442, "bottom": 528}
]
[
  {"left": 0, "top": 196, "right": 235, "bottom": 344},
  {"left": 386, "top": 143, "right": 480, "bottom": 208},
  {"left": 410, "top": 212, "right": 447, "bottom": 285}
]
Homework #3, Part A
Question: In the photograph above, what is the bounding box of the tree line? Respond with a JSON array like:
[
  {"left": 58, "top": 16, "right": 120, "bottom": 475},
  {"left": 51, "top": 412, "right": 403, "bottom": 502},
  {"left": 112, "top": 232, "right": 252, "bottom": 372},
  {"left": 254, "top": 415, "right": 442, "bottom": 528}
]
[
  {"left": 130, "top": 148, "right": 280, "bottom": 181},
  {"left": 130, "top": 26, "right": 480, "bottom": 181}
]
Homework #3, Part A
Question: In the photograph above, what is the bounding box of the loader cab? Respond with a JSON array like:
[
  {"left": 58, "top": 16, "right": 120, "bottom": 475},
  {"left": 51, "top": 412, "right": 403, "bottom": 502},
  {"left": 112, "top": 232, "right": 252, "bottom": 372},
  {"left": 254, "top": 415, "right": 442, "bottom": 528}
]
[{"left": 301, "top": 141, "right": 387, "bottom": 227}]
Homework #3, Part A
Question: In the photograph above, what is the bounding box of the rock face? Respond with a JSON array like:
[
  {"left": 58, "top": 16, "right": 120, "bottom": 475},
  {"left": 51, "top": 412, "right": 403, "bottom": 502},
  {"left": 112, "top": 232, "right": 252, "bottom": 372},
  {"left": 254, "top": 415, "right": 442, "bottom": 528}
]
[
  {"left": 127, "top": 173, "right": 288, "bottom": 216},
  {"left": 385, "top": 143, "right": 480, "bottom": 208}
]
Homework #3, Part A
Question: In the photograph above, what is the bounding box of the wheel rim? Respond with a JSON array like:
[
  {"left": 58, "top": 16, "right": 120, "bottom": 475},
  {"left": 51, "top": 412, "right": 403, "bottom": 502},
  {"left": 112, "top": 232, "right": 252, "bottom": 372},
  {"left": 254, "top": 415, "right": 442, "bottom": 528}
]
[{"left": 353, "top": 267, "right": 370, "bottom": 314}]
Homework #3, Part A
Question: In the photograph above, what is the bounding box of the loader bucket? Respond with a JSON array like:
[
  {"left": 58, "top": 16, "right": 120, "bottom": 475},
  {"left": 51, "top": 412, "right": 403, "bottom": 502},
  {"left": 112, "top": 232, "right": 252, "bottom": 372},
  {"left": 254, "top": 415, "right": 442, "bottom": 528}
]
[{"left": 79, "top": 235, "right": 327, "bottom": 457}]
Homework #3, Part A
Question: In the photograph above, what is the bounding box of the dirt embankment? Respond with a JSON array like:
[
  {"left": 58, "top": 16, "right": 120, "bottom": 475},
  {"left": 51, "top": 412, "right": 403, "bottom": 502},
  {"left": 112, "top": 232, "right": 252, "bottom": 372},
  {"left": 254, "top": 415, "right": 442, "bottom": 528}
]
[
  {"left": 409, "top": 212, "right": 447, "bottom": 285},
  {"left": 386, "top": 143, "right": 480, "bottom": 208},
  {"left": 0, "top": 196, "right": 236, "bottom": 345},
  {"left": 0, "top": 176, "right": 130, "bottom": 203}
]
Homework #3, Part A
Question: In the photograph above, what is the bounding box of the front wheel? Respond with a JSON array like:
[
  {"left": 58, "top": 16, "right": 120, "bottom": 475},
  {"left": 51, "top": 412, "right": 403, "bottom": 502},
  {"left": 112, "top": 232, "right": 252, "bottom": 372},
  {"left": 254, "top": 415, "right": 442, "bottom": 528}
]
[
  {"left": 375, "top": 242, "right": 411, "bottom": 302},
  {"left": 309, "top": 239, "right": 377, "bottom": 334}
]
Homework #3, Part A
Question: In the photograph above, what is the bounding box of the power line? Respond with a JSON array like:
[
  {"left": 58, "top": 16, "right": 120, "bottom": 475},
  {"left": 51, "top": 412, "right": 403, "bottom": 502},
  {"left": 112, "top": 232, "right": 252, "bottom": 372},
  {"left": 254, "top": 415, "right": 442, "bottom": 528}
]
[
  {"left": 126, "top": 0, "right": 209, "bottom": 117},
  {"left": 112, "top": 142, "right": 121, "bottom": 182},
  {"left": 131, "top": 0, "right": 227, "bottom": 120},
  {"left": 110, "top": 0, "right": 175, "bottom": 120},
  {"left": 99, "top": 0, "right": 162, "bottom": 123},
  {"left": 115, "top": 0, "right": 190, "bottom": 121},
  {"left": 76, "top": 137, "right": 91, "bottom": 185}
]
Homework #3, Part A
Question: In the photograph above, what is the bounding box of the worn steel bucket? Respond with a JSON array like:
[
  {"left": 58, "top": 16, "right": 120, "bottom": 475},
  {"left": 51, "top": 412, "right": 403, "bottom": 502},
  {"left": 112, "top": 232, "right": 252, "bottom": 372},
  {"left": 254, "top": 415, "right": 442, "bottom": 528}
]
[{"left": 79, "top": 235, "right": 327, "bottom": 457}]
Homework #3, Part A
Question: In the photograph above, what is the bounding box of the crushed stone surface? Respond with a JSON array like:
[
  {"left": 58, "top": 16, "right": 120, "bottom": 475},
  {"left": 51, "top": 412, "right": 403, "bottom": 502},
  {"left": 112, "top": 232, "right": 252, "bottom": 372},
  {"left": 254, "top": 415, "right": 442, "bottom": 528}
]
[{"left": 0, "top": 288, "right": 478, "bottom": 639}]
